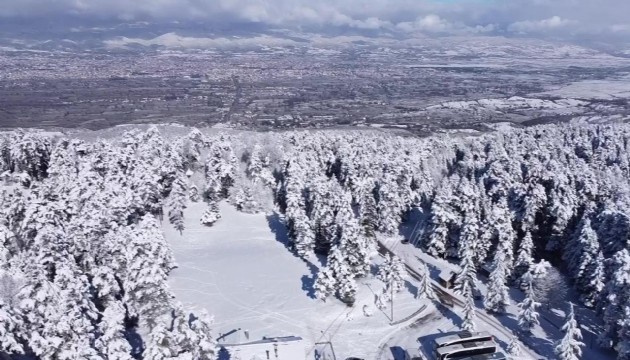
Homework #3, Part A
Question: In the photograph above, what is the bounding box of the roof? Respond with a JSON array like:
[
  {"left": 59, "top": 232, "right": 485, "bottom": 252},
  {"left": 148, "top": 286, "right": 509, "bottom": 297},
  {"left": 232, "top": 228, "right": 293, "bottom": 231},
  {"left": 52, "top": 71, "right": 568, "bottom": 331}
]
[
  {"left": 438, "top": 270, "right": 456, "bottom": 282},
  {"left": 436, "top": 340, "right": 496, "bottom": 355},
  {"left": 434, "top": 331, "right": 492, "bottom": 345},
  {"left": 222, "top": 336, "right": 304, "bottom": 347}
]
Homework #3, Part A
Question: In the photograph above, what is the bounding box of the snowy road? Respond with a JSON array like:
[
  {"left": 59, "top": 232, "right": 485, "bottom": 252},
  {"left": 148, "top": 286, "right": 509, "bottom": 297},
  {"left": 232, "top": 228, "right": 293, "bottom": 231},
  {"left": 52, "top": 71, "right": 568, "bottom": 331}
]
[{"left": 378, "top": 239, "right": 541, "bottom": 360}]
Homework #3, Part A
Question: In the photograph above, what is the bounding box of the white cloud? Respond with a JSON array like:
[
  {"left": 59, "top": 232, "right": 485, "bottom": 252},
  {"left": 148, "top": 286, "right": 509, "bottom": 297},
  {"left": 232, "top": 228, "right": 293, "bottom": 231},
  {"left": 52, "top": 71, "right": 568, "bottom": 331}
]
[
  {"left": 396, "top": 15, "right": 452, "bottom": 33},
  {"left": 610, "top": 24, "right": 630, "bottom": 33},
  {"left": 1, "top": 0, "right": 630, "bottom": 41},
  {"left": 104, "top": 33, "right": 299, "bottom": 49},
  {"left": 508, "top": 16, "right": 574, "bottom": 33}
]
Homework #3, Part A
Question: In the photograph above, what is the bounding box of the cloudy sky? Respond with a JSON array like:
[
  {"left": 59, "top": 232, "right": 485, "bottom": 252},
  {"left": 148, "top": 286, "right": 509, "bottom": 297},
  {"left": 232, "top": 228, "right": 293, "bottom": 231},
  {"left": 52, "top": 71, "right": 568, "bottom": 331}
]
[{"left": 1, "top": 0, "right": 628, "bottom": 40}]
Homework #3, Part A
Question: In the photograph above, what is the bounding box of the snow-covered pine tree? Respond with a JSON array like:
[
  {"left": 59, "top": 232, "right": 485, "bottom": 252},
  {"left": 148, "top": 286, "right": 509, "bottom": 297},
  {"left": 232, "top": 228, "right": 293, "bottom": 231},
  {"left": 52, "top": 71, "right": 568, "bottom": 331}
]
[
  {"left": 239, "top": 183, "right": 262, "bottom": 214},
  {"left": 95, "top": 300, "right": 133, "bottom": 360},
  {"left": 0, "top": 300, "right": 24, "bottom": 356},
  {"left": 485, "top": 243, "right": 511, "bottom": 314},
  {"left": 314, "top": 266, "right": 336, "bottom": 302},
  {"left": 360, "top": 191, "right": 379, "bottom": 239},
  {"left": 599, "top": 249, "right": 630, "bottom": 352},
  {"left": 200, "top": 200, "right": 221, "bottom": 227},
  {"left": 491, "top": 197, "right": 517, "bottom": 274},
  {"left": 514, "top": 230, "right": 534, "bottom": 281},
  {"left": 462, "top": 287, "right": 476, "bottom": 332},
  {"left": 376, "top": 182, "right": 402, "bottom": 236},
  {"left": 328, "top": 245, "right": 359, "bottom": 305},
  {"left": 566, "top": 217, "right": 605, "bottom": 307},
  {"left": 189, "top": 184, "right": 201, "bottom": 202},
  {"left": 423, "top": 179, "right": 458, "bottom": 257},
  {"left": 518, "top": 274, "right": 540, "bottom": 333},
  {"left": 416, "top": 262, "right": 436, "bottom": 300},
  {"left": 287, "top": 205, "right": 316, "bottom": 257},
  {"left": 337, "top": 270, "right": 358, "bottom": 306},
  {"left": 555, "top": 303, "right": 584, "bottom": 360},
  {"left": 167, "top": 173, "right": 188, "bottom": 234},
  {"left": 143, "top": 323, "right": 174, "bottom": 359},
  {"left": 189, "top": 309, "right": 217, "bottom": 360},
  {"left": 377, "top": 253, "right": 406, "bottom": 294},
  {"left": 338, "top": 212, "right": 372, "bottom": 278},
  {"left": 456, "top": 214, "right": 478, "bottom": 297},
  {"left": 507, "top": 336, "right": 522, "bottom": 358},
  {"left": 124, "top": 219, "right": 174, "bottom": 328}
]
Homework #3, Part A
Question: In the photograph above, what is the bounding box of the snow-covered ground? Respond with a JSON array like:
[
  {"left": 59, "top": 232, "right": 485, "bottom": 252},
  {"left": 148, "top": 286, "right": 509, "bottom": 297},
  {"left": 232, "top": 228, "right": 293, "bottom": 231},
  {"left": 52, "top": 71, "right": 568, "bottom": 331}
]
[
  {"left": 164, "top": 202, "right": 431, "bottom": 359},
  {"left": 534, "top": 77, "right": 630, "bottom": 100},
  {"left": 162, "top": 200, "right": 614, "bottom": 359},
  {"left": 375, "top": 214, "right": 617, "bottom": 360},
  {"left": 427, "top": 96, "right": 588, "bottom": 112}
]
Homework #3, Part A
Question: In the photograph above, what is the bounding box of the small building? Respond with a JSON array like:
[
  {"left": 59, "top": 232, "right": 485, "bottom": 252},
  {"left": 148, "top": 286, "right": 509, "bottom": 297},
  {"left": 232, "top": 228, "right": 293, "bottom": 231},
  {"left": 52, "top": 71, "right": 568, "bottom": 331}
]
[
  {"left": 219, "top": 336, "right": 305, "bottom": 360},
  {"left": 438, "top": 270, "right": 457, "bottom": 289}
]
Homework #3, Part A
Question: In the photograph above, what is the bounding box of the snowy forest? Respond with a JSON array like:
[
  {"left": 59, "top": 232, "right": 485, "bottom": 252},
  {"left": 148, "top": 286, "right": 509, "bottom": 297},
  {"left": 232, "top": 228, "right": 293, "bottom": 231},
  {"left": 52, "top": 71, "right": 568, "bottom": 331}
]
[{"left": 2, "top": 123, "right": 630, "bottom": 359}]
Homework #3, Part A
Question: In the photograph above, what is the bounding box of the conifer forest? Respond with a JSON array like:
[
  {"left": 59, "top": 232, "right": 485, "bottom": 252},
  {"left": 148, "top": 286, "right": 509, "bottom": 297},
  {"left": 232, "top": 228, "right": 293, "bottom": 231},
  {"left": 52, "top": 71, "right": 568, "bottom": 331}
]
[{"left": 1, "top": 123, "right": 630, "bottom": 359}]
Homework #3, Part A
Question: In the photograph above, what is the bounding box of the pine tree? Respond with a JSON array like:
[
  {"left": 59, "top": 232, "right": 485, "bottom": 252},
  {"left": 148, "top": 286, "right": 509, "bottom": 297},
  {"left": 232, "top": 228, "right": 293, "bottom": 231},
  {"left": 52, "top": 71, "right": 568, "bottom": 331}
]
[
  {"left": 507, "top": 336, "right": 522, "bottom": 358},
  {"left": 456, "top": 214, "right": 478, "bottom": 297},
  {"left": 242, "top": 185, "right": 259, "bottom": 213},
  {"left": 314, "top": 266, "right": 336, "bottom": 301},
  {"left": 567, "top": 218, "right": 605, "bottom": 307},
  {"left": 378, "top": 253, "right": 406, "bottom": 294},
  {"left": 189, "top": 310, "right": 217, "bottom": 360},
  {"left": 416, "top": 262, "right": 436, "bottom": 300},
  {"left": 360, "top": 192, "right": 379, "bottom": 239},
  {"left": 200, "top": 201, "right": 221, "bottom": 227},
  {"left": 0, "top": 300, "right": 24, "bottom": 356},
  {"left": 424, "top": 180, "right": 458, "bottom": 257},
  {"left": 518, "top": 275, "right": 540, "bottom": 333},
  {"left": 291, "top": 209, "right": 315, "bottom": 258},
  {"left": 491, "top": 197, "right": 517, "bottom": 274},
  {"left": 95, "top": 301, "right": 133, "bottom": 360},
  {"left": 555, "top": 303, "right": 584, "bottom": 360},
  {"left": 514, "top": 231, "right": 534, "bottom": 281},
  {"left": 143, "top": 323, "right": 174, "bottom": 359},
  {"left": 189, "top": 184, "right": 200, "bottom": 202},
  {"left": 462, "top": 287, "right": 476, "bottom": 331},
  {"left": 167, "top": 174, "right": 188, "bottom": 234},
  {"left": 599, "top": 249, "right": 630, "bottom": 351},
  {"left": 485, "top": 244, "right": 511, "bottom": 314},
  {"left": 376, "top": 182, "right": 402, "bottom": 236},
  {"left": 338, "top": 214, "right": 372, "bottom": 278}
]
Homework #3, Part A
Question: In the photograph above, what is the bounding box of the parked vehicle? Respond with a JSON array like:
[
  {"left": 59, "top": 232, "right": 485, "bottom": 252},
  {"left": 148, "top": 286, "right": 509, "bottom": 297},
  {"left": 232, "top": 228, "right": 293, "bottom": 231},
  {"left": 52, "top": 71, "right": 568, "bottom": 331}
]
[
  {"left": 452, "top": 352, "right": 507, "bottom": 360},
  {"left": 432, "top": 331, "right": 494, "bottom": 349},
  {"left": 434, "top": 340, "right": 497, "bottom": 360}
]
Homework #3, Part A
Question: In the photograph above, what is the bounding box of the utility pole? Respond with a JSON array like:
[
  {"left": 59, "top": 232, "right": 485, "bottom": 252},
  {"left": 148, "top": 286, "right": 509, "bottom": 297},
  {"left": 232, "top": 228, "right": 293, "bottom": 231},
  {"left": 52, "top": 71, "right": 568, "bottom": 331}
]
[{"left": 390, "top": 278, "right": 394, "bottom": 322}]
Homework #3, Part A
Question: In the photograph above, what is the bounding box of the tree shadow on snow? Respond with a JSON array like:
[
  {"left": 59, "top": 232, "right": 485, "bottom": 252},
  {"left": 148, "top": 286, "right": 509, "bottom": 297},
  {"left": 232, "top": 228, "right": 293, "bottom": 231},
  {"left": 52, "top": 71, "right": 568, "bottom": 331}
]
[
  {"left": 435, "top": 303, "right": 463, "bottom": 330},
  {"left": 370, "top": 263, "right": 380, "bottom": 276},
  {"left": 365, "top": 283, "right": 392, "bottom": 321},
  {"left": 217, "top": 347, "right": 231, "bottom": 360},
  {"left": 405, "top": 280, "right": 418, "bottom": 298},
  {"left": 493, "top": 312, "right": 553, "bottom": 356},
  {"left": 419, "top": 259, "right": 442, "bottom": 281},
  {"left": 266, "top": 212, "right": 291, "bottom": 248},
  {"left": 399, "top": 206, "right": 428, "bottom": 247},
  {"left": 266, "top": 212, "right": 319, "bottom": 300}
]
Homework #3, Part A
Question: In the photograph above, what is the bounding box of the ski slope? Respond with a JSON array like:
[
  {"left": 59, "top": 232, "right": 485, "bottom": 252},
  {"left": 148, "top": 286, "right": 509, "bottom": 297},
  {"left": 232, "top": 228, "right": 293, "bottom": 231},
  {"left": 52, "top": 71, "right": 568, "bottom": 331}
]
[{"left": 164, "top": 202, "right": 430, "bottom": 359}]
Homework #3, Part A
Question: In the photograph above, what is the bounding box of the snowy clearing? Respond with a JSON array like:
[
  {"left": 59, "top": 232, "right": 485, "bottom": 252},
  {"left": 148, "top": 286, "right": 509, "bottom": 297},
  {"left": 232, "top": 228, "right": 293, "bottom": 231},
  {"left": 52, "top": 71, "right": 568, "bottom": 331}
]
[{"left": 165, "top": 202, "right": 430, "bottom": 359}]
